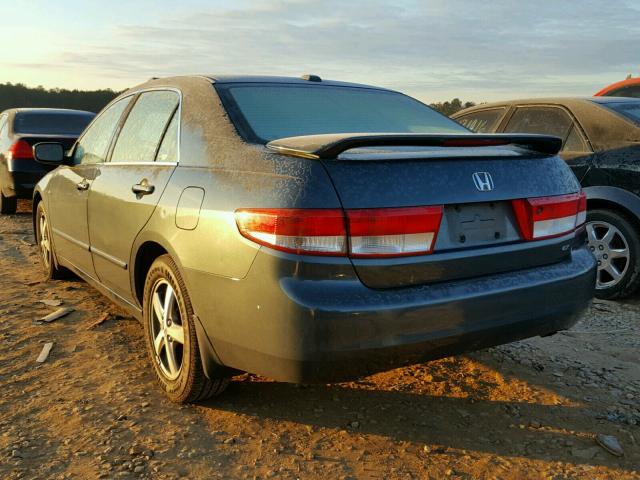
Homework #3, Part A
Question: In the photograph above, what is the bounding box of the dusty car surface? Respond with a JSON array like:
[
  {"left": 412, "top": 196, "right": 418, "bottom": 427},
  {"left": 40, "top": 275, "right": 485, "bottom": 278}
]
[
  {"left": 32, "top": 75, "right": 595, "bottom": 403},
  {"left": 0, "top": 108, "right": 95, "bottom": 214},
  {"left": 453, "top": 97, "right": 640, "bottom": 299}
]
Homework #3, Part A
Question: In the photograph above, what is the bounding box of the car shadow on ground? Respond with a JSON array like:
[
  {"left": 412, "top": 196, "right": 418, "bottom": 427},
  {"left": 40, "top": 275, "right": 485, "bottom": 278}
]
[{"left": 199, "top": 365, "right": 635, "bottom": 469}]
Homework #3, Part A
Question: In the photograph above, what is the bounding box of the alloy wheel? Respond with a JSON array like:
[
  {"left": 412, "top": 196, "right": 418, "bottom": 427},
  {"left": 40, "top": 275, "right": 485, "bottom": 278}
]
[
  {"left": 586, "top": 220, "right": 630, "bottom": 290},
  {"left": 149, "top": 279, "right": 185, "bottom": 380}
]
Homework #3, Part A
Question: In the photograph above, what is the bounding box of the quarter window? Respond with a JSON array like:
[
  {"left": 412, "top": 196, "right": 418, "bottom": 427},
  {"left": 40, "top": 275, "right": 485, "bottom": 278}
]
[
  {"left": 111, "top": 90, "right": 179, "bottom": 163},
  {"left": 504, "top": 107, "right": 573, "bottom": 140},
  {"left": 156, "top": 110, "right": 179, "bottom": 163},
  {"left": 563, "top": 126, "right": 590, "bottom": 152},
  {"left": 455, "top": 108, "right": 506, "bottom": 133},
  {"left": 73, "top": 97, "right": 132, "bottom": 165}
]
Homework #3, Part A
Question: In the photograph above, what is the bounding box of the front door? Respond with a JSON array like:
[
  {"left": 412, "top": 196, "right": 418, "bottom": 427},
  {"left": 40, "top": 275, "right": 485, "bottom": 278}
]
[
  {"left": 87, "top": 90, "right": 180, "bottom": 303},
  {"left": 48, "top": 96, "right": 133, "bottom": 277}
]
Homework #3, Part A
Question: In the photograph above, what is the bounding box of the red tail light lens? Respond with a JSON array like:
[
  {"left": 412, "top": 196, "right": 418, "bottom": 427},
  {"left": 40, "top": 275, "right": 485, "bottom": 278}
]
[
  {"left": 8, "top": 140, "right": 33, "bottom": 160},
  {"left": 235, "top": 208, "right": 347, "bottom": 256},
  {"left": 346, "top": 206, "right": 443, "bottom": 257},
  {"left": 512, "top": 191, "right": 587, "bottom": 241},
  {"left": 235, "top": 205, "right": 444, "bottom": 257}
]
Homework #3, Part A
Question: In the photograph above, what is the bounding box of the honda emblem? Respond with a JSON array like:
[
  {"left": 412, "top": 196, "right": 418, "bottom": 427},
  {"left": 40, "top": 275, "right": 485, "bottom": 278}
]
[{"left": 472, "top": 172, "right": 494, "bottom": 192}]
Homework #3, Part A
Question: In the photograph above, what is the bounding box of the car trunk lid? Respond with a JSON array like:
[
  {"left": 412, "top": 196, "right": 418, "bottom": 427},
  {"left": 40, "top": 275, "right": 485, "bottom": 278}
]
[{"left": 268, "top": 133, "right": 583, "bottom": 289}]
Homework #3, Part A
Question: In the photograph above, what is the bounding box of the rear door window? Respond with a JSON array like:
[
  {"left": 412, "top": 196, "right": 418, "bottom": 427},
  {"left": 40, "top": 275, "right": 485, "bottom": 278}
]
[
  {"left": 455, "top": 108, "right": 506, "bottom": 133},
  {"left": 73, "top": 97, "right": 132, "bottom": 165},
  {"left": 504, "top": 106, "right": 573, "bottom": 140},
  {"left": 110, "top": 90, "right": 179, "bottom": 163}
]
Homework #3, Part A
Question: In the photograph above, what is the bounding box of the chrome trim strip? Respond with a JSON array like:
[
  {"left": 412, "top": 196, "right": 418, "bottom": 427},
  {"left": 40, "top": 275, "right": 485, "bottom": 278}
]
[
  {"left": 98, "top": 161, "right": 178, "bottom": 167},
  {"left": 52, "top": 227, "right": 90, "bottom": 251},
  {"left": 91, "top": 247, "right": 128, "bottom": 269}
]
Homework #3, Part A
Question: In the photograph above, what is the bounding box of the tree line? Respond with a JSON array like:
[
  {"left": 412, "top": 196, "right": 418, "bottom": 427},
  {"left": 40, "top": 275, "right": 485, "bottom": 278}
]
[
  {"left": 430, "top": 98, "right": 476, "bottom": 116},
  {"left": 0, "top": 82, "right": 121, "bottom": 113}
]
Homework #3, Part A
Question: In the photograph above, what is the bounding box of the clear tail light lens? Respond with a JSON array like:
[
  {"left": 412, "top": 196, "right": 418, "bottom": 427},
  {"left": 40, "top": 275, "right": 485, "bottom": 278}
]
[
  {"left": 8, "top": 140, "right": 33, "bottom": 160},
  {"left": 512, "top": 191, "right": 587, "bottom": 241},
  {"left": 576, "top": 191, "right": 587, "bottom": 227},
  {"left": 346, "top": 206, "right": 443, "bottom": 257},
  {"left": 235, "top": 208, "right": 347, "bottom": 256}
]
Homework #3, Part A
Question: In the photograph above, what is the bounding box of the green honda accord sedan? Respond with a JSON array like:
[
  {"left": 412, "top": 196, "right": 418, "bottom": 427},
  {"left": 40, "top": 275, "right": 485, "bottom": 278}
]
[{"left": 32, "top": 75, "right": 595, "bottom": 403}]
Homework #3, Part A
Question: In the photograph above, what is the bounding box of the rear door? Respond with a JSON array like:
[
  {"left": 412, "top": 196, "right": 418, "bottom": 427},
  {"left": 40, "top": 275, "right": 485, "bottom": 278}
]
[
  {"left": 47, "top": 97, "right": 132, "bottom": 277},
  {"left": 87, "top": 89, "right": 180, "bottom": 303}
]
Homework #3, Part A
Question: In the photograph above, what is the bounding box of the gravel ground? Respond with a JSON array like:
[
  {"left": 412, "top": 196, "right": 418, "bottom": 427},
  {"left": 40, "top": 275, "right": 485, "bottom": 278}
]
[{"left": 0, "top": 201, "right": 638, "bottom": 479}]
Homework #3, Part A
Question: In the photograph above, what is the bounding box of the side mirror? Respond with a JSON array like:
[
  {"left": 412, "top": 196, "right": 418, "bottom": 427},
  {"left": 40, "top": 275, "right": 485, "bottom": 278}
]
[{"left": 33, "top": 142, "right": 65, "bottom": 165}]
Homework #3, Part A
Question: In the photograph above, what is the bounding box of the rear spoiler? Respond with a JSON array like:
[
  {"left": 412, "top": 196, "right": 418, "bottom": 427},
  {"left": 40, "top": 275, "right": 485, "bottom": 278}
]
[{"left": 266, "top": 133, "right": 563, "bottom": 159}]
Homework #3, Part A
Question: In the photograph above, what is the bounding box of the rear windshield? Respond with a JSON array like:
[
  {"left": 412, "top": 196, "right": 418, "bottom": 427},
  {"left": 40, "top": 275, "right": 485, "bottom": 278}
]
[
  {"left": 218, "top": 84, "right": 468, "bottom": 143},
  {"left": 13, "top": 111, "right": 95, "bottom": 135},
  {"left": 600, "top": 101, "right": 640, "bottom": 125}
]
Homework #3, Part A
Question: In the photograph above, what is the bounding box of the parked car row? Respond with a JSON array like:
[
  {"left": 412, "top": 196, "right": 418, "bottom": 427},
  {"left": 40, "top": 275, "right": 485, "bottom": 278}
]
[
  {"left": 453, "top": 97, "right": 640, "bottom": 299},
  {"left": 23, "top": 75, "right": 597, "bottom": 402}
]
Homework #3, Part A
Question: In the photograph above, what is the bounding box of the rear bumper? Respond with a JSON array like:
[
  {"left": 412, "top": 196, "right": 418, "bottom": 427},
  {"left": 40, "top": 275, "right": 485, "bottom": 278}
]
[
  {"left": 8, "top": 171, "right": 43, "bottom": 197},
  {"left": 188, "top": 246, "right": 596, "bottom": 383},
  {"left": 1, "top": 164, "right": 48, "bottom": 198}
]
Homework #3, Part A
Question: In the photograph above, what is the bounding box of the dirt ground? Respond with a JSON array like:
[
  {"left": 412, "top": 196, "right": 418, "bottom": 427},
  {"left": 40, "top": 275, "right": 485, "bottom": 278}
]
[{"left": 1, "top": 200, "right": 638, "bottom": 480}]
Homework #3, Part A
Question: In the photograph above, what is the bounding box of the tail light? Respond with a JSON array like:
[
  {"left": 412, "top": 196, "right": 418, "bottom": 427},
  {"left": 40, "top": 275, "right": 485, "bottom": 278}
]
[
  {"left": 8, "top": 140, "right": 34, "bottom": 160},
  {"left": 235, "top": 208, "right": 347, "bottom": 256},
  {"left": 235, "top": 206, "right": 443, "bottom": 257},
  {"left": 512, "top": 191, "right": 587, "bottom": 241},
  {"left": 347, "top": 206, "right": 443, "bottom": 257}
]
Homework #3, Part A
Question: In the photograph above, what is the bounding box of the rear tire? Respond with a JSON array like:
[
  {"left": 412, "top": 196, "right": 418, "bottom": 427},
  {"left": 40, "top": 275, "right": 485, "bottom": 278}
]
[
  {"left": 586, "top": 208, "right": 640, "bottom": 300},
  {"left": 0, "top": 192, "right": 17, "bottom": 214},
  {"left": 35, "top": 202, "right": 68, "bottom": 280},
  {"left": 143, "top": 254, "right": 229, "bottom": 403}
]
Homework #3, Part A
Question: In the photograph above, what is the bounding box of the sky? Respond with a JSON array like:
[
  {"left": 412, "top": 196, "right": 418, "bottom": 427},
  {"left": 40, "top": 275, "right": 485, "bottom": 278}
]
[{"left": 1, "top": 0, "right": 639, "bottom": 103}]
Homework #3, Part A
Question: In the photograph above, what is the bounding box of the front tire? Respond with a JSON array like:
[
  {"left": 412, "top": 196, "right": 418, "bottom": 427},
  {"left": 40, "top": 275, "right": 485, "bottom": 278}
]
[
  {"left": 143, "top": 254, "right": 228, "bottom": 403},
  {"left": 35, "top": 202, "right": 68, "bottom": 280},
  {"left": 0, "top": 191, "right": 17, "bottom": 214},
  {"left": 586, "top": 208, "right": 640, "bottom": 299}
]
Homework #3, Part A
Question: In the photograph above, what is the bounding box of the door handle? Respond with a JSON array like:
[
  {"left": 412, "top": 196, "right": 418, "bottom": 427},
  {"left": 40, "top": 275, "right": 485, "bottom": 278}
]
[
  {"left": 76, "top": 179, "right": 89, "bottom": 191},
  {"left": 132, "top": 183, "right": 155, "bottom": 195}
]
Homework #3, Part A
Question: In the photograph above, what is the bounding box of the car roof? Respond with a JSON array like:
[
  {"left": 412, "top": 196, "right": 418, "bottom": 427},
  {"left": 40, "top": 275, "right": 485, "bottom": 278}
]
[
  {"left": 203, "top": 74, "right": 392, "bottom": 91},
  {"left": 452, "top": 96, "right": 640, "bottom": 118},
  {"left": 452, "top": 97, "right": 600, "bottom": 116},
  {"left": 451, "top": 96, "right": 640, "bottom": 149},
  {"left": 589, "top": 96, "right": 640, "bottom": 105},
  {"left": 595, "top": 77, "right": 640, "bottom": 96}
]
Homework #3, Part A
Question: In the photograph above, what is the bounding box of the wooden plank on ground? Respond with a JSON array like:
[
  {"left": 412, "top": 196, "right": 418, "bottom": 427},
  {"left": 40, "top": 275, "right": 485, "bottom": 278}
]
[{"left": 36, "top": 342, "right": 54, "bottom": 363}]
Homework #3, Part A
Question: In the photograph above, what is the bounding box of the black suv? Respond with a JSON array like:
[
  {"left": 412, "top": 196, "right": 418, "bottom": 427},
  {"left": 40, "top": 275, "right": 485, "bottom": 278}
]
[{"left": 453, "top": 97, "right": 640, "bottom": 299}]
